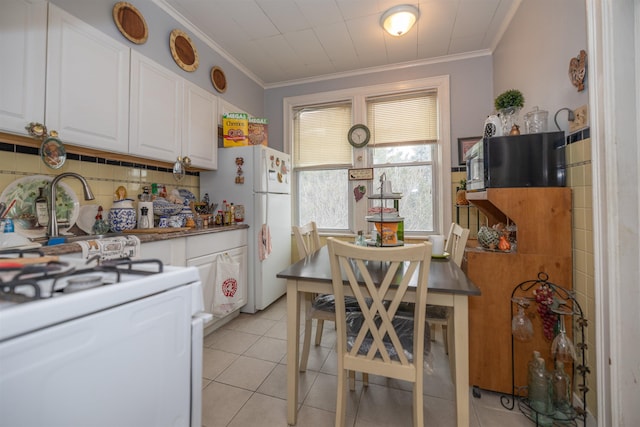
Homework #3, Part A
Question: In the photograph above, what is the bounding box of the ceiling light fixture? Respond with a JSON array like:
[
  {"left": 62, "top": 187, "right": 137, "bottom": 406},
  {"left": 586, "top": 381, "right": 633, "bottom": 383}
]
[{"left": 380, "top": 4, "right": 420, "bottom": 37}]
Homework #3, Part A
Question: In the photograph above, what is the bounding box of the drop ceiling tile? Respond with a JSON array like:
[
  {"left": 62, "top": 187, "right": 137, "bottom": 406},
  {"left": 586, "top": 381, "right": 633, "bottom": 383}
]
[
  {"left": 257, "top": 0, "right": 309, "bottom": 33},
  {"left": 315, "top": 22, "right": 359, "bottom": 65},
  {"left": 284, "top": 29, "right": 330, "bottom": 65},
  {"left": 294, "top": 0, "right": 344, "bottom": 26}
]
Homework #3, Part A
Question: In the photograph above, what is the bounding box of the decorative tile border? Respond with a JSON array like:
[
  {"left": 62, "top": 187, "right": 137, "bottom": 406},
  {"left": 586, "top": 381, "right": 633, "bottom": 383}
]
[{"left": 0, "top": 142, "right": 199, "bottom": 176}]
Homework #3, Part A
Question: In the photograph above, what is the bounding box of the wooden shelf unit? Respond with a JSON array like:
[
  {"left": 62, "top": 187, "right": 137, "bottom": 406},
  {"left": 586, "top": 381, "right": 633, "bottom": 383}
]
[{"left": 464, "top": 188, "right": 572, "bottom": 394}]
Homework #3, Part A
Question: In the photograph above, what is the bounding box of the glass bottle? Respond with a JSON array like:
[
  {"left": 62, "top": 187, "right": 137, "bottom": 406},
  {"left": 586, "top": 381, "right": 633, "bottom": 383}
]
[
  {"left": 397, "top": 220, "right": 404, "bottom": 242},
  {"left": 355, "top": 230, "right": 366, "bottom": 246},
  {"left": 552, "top": 361, "right": 572, "bottom": 414},
  {"left": 35, "top": 186, "right": 49, "bottom": 227},
  {"left": 528, "top": 356, "right": 552, "bottom": 414}
]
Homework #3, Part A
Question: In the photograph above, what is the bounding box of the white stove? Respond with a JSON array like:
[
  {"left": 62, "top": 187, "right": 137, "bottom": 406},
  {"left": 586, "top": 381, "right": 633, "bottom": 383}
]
[{"left": 0, "top": 248, "right": 210, "bottom": 427}]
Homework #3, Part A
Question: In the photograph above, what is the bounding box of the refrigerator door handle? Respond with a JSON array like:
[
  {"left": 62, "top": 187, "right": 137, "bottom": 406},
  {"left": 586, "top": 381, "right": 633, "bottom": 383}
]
[{"left": 262, "top": 149, "right": 269, "bottom": 223}]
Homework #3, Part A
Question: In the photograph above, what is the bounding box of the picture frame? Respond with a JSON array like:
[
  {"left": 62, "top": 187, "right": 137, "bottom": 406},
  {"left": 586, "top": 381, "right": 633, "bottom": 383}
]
[
  {"left": 458, "top": 136, "right": 481, "bottom": 165},
  {"left": 348, "top": 168, "right": 373, "bottom": 181}
]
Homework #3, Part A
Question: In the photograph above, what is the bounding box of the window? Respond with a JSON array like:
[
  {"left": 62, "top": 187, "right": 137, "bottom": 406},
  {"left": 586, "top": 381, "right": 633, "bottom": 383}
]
[
  {"left": 367, "top": 91, "right": 439, "bottom": 234},
  {"left": 293, "top": 102, "right": 353, "bottom": 230},
  {"left": 285, "top": 76, "right": 451, "bottom": 236}
]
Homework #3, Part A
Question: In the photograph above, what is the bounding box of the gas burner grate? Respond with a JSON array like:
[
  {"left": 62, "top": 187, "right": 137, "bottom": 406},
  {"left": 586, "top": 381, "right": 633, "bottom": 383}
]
[
  {"left": 96, "top": 257, "right": 164, "bottom": 275},
  {"left": 0, "top": 279, "right": 42, "bottom": 303}
]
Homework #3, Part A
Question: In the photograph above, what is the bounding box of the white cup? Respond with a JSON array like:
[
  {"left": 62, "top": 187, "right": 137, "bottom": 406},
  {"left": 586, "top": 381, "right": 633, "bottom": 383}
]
[
  {"left": 428, "top": 235, "right": 445, "bottom": 256},
  {"left": 381, "top": 180, "right": 393, "bottom": 194}
]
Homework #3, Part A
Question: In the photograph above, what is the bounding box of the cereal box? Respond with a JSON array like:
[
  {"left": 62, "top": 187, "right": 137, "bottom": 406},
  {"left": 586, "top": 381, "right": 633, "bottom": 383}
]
[
  {"left": 222, "top": 113, "right": 249, "bottom": 147},
  {"left": 248, "top": 117, "right": 268, "bottom": 146}
]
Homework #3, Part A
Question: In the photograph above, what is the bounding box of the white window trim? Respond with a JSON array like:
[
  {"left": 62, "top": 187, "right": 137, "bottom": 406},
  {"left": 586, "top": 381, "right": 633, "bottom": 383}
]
[{"left": 283, "top": 75, "right": 452, "bottom": 236}]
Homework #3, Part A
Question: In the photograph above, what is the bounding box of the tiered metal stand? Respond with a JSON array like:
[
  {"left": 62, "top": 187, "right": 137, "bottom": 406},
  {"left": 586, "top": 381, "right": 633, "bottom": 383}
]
[{"left": 500, "top": 272, "right": 589, "bottom": 427}]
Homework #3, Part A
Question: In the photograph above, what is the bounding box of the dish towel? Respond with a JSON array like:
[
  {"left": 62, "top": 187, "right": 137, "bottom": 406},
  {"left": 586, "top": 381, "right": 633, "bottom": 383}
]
[{"left": 258, "top": 224, "right": 272, "bottom": 261}]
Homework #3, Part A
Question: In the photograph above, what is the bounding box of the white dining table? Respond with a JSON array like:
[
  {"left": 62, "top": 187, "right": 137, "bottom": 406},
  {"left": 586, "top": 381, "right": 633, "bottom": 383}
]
[{"left": 277, "top": 245, "right": 481, "bottom": 426}]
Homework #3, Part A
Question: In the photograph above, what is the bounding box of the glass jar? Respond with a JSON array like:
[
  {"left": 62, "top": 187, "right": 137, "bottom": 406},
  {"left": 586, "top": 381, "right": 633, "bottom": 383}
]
[{"left": 524, "top": 106, "right": 549, "bottom": 133}]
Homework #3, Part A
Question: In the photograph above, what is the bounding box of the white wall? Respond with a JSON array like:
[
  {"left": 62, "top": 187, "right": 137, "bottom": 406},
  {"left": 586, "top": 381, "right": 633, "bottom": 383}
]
[
  {"left": 493, "top": 0, "right": 589, "bottom": 133},
  {"left": 265, "top": 54, "right": 494, "bottom": 167}
]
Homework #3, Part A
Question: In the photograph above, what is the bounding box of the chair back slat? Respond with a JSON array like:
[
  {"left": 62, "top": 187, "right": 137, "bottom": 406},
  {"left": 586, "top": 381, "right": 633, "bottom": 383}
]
[
  {"left": 445, "top": 222, "right": 471, "bottom": 267},
  {"left": 292, "top": 221, "right": 321, "bottom": 260},
  {"left": 328, "top": 238, "right": 432, "bottom": 373}
]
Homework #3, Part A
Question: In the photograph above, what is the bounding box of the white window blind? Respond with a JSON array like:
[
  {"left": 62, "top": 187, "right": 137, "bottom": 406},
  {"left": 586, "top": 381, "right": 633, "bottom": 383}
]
[
  {"left": 366, "top": 91, "right": 438, "bottom": 145},
  {"left": 293, "top": 102, "right": 352, "bottom": 168}
]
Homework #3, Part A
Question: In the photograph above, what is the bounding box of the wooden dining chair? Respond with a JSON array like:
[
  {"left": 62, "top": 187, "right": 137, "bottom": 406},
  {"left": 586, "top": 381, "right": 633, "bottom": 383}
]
[
  {"left": 426, "top": 222, "right": 470, "bottom": 354},
  {"left": 292, "top": 222, "right": 336, "bottom": 372},
  {"left": 327, "top": 238, "right": 432, "bottom": 427}
]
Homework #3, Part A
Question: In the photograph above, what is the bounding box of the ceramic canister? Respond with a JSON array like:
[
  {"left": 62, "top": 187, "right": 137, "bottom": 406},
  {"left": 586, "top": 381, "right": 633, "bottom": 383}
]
[
  {"left": 427, "top": 235, "right": 445, "bottom": 256},
  {"left": 108, "top": 199, "right": 136, "bottom": 232}
]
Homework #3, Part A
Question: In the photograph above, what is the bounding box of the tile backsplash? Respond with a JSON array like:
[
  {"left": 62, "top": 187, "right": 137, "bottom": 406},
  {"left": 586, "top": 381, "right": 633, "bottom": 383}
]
[{"left": 0, "top": 143, "right": 200, "bottom": 214}]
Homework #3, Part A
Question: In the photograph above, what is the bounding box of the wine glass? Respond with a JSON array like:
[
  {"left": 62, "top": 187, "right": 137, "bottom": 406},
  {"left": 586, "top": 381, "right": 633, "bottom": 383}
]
[
  {"left": 511, "top": 297, "right": 534, "bottom": 342},
  {"left": 551, "top": 314, "right": 577, "bottom": 362}
]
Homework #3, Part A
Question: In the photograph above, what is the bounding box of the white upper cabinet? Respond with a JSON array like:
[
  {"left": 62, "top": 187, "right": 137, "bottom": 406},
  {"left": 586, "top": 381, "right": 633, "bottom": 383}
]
[
  {"left": 0, "top": 0, "right": 47, "bottom": 135},
  {"left": 130, "top": 51, "right": 218, "bottom": 169},
  {"left": 183, "top": 81, "right": 217, "bottom": 169},
  {"left": 129, "top": 51, "right": 183, "bottom": 162},
  {"left": 45, "top": 4, "right": 129, "bottom": 153}
]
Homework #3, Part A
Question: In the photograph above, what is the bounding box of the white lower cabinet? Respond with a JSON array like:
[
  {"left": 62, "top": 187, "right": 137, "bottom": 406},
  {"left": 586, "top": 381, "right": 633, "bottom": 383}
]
[
  {"left": 185, "top": 229, "right": 248, "bottom": 332},
  {"left": 139, "top": 238, "right": 186, "bottom": 266}
]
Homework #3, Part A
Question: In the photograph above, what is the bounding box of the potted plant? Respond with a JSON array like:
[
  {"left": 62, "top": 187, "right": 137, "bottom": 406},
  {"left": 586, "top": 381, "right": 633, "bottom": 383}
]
[
  {"left": 456, "top": 178, "right": 468, "bottom": 205},
  {"left": 494, "top": 89, "right": 525, "bottom": 134},
  {"left": 494, "top": 89, "right": 525, "bottom": 112}
]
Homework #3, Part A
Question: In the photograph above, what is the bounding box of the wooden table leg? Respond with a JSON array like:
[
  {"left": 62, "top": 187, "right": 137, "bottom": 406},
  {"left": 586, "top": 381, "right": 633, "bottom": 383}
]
[
  {"left": 287, "top": 280, "right": 301, "bottom": 425},
  {"left": 452, "top": 295, "right": 470, "bottom": 427}
]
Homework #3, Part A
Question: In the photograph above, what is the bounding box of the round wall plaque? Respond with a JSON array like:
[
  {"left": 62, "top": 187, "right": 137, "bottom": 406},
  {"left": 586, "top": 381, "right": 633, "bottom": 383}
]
[
  {"left": 210, "top": 66, "right": 227, "bottom": 93},
  {"left": 170, "top": 29, "right": 199, "bottom": 72},
  {"left": 113, "top": 2, "right": 148, "bottom": 44}
]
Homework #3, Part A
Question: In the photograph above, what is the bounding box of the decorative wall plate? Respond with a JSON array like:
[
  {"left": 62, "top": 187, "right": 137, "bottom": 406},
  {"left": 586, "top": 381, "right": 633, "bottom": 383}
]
[
  {"left": 40, "top": 137, "right": 67, "bottom": 170},
  {"left": 210, "top": 66, "right": 227, "bottom": 93},
  {"left": 0, "top": 175, "right": 79, "bottom": 238},
  {"left": 569, "top": 49, "right": 587, "bottom": 92},
  {"left": 170, "top": 29, "right": 199, "bottom": 72},
  {"left": 113, "top": 2, "right": 148, "bottom": 44}
]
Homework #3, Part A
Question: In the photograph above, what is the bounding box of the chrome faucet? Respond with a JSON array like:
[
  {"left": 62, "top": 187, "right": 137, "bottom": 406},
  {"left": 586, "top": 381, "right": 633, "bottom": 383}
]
[{"left": 46, "top": 172, "right": 95, "bottom": 238}]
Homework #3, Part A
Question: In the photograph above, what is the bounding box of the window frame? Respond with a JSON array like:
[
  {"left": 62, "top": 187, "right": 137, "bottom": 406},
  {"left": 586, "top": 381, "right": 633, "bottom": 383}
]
[{"left": 283, "top": 76, "right": 452, "bottom": 237}]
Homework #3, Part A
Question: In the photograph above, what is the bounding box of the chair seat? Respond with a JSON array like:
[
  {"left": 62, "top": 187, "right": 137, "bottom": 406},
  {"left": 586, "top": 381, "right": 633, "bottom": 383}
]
[
  {"left": 311, "top": 294, "right": 365, "bottom": 313},
  {"left": 426, "top": 305, "right": 449, "bottom": 319},
  {"left": 345, "top": 312, "right": 432, "bottom": 363}
]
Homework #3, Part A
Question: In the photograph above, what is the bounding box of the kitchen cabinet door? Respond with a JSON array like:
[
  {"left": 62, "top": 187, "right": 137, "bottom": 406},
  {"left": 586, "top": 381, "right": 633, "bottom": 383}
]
[
  {"left": 183, "top": 81, "right": 217, "bottom": 169},
  {"left": 129, "top": 51, "right": 183, "bottom": 162},
  {"left": 187, "top": 245, "right": 248, "bottom": 325},
  {"left": 0, "top": 0, "right": 46, "bottom": 135},
  {"left": 45, "top": 4, "right": 129, "bottom": 153}
]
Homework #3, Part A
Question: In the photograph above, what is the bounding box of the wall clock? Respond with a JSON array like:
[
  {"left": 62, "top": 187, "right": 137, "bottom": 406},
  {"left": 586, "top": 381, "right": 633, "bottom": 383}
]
[
  {"left": 169, "top": 29, "right": 199, "bottom": 72},
  {"left": 347, "top": 124, "right": 371, "bottom": 148}
]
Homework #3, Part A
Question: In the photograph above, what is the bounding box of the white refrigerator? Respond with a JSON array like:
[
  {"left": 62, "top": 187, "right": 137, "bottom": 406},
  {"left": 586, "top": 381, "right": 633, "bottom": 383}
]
[{"left": 200, "top": 145, "right": 291, "bottom": 313}]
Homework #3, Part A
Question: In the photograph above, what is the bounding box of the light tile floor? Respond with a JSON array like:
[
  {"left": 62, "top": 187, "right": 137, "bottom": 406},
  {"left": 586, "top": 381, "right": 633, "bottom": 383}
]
[{"left": 200, "top": 296, "right": 582, "bottom": 427}]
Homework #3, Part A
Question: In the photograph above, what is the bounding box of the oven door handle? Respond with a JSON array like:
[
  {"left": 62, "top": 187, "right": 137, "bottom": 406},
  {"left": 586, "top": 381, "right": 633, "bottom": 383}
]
[{"left": 190, "top": 312, "right": 211, "bottom": 427}]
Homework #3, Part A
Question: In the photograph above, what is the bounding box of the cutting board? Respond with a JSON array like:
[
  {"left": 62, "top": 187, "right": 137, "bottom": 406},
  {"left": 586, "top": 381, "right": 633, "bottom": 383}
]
[{"left": 123, "top": 227, "right": 191, "bottom": 234}]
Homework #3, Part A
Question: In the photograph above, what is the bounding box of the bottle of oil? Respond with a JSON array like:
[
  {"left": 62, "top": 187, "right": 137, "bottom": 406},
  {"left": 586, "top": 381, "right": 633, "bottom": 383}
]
[{"left": 35, "top": 186, "right": 49, "bottom": 227}]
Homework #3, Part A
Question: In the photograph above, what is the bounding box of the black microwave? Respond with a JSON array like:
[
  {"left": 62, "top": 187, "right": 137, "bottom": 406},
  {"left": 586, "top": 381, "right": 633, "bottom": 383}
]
[{"left": 466, "top": 131, "right": 566, "bottom": 192}]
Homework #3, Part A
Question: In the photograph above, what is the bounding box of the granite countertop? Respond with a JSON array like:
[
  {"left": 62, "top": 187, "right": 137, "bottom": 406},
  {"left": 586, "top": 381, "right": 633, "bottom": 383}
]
[{"left": 40, "top": 224, "right": 250, "bottom": 256}]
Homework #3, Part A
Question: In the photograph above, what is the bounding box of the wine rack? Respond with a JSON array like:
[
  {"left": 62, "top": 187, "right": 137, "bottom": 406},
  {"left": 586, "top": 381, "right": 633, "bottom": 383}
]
[{"left": 501, "top": 272, "right": 589, "bottom": 427}]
